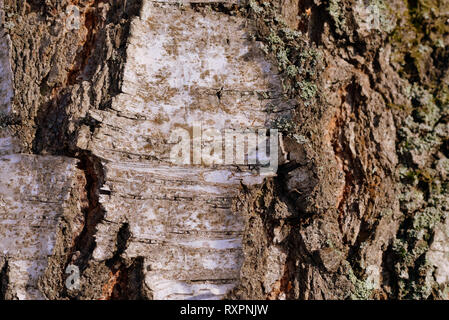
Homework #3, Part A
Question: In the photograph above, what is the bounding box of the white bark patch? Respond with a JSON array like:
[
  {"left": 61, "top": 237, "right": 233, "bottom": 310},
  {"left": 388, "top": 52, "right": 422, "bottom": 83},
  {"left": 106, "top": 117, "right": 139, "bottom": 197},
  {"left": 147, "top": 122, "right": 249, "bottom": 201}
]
[
  {"left": 86, "top": 1, "right": 286, "bottom": 299},
  {"left": 427, "top": 221, "right": 449, "bottom": 284},
  {"left": 0, "top": 155, "right": 83, "bottom": 299}
]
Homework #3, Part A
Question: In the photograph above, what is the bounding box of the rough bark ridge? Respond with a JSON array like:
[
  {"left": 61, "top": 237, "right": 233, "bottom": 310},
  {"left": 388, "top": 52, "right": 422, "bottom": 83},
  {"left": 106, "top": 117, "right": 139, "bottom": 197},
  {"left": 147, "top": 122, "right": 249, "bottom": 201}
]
[
  {"left": 1, "top": 0, "right": 144, "bottom": 299},
  {"left": 0, "top": 0, "right": 448, "bottom": 300},
  {"left": 230, "top": 0, "right": 449, "bottom": 300}
]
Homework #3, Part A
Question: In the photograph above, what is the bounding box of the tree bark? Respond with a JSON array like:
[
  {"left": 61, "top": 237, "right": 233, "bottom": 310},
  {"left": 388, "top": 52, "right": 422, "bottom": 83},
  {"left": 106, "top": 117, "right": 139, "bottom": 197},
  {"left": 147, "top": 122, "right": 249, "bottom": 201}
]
[{"left": 0, "top": 0, "right": 448, "bottom": 300}]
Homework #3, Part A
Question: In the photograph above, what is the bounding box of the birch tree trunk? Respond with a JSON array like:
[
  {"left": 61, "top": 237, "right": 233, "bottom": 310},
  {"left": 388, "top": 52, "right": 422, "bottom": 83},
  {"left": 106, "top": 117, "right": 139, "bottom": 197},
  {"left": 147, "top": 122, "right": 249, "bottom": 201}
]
[{"left": 0, "top": 0, "right": 448, "bottom": 300}]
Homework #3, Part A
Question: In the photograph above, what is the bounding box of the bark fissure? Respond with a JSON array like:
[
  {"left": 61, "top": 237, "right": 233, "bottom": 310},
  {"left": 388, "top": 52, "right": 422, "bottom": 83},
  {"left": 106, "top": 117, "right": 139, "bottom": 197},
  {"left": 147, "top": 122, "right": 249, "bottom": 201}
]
[
  {"left": 71, "top": 153, "right": 106, "bottom": 272},
  {"left": 0, "top": 258, "right": 9, "bottom": 300}
]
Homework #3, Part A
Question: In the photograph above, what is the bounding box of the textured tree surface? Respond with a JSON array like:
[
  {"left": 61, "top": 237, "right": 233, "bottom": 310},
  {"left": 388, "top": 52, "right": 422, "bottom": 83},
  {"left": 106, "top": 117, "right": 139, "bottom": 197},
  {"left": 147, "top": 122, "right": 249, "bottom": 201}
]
[{"left": 0, "top": 0, "right": 448, "bottom": 300}]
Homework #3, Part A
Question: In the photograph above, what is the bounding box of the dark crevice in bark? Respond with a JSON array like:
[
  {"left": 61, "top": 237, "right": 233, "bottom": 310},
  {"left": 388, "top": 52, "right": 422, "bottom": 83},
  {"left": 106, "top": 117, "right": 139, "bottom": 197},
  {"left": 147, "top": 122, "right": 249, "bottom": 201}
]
[
  {"left": 57, "top": 150, "right": 110, "bottom": 300},
  {"left": 382, "top": 243, "right": 399, "bottom": 298},
  {"left": 278, "top": 162, "right": 314, "bottom": 221},
  {"left": 106, "top": 223, "right": 131, "bottom": 271},
  {"left": 0, "top": 259, "right": 8, "bottom": 300},
  {"left": 32, "top": 90, "right": 72, "bottom": 155},
  {"left": 441, "top": 140, "right": 449, "bottom": 159},
  {"left": 71, "top": 152, "right": 106, "bottom": 273},
  {"left": 66, "top": 1, "right": 105, "bottom": 86},
  {"left": 332, "top": 83, "right": 354, "bottom": 240},
  {"left": 113, "top": 257, "right": 146, "bottom": 300},
  {"left": 308, "top": 2, "right": 328, "bottom": 45},
  {"left": 101, "top": 224, "right": 146, "bottom": 300}
]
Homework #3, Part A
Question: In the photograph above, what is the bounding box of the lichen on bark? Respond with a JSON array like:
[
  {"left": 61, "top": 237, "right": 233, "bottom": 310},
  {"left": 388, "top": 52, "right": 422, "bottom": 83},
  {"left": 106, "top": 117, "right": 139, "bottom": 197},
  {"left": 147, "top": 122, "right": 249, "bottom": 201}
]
[
  {"left": 0, "top": 0, "right": 448, "bottom": 300},
  {"left": 231, "top": 0, "right": 449, "bottom": 300}
]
